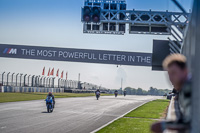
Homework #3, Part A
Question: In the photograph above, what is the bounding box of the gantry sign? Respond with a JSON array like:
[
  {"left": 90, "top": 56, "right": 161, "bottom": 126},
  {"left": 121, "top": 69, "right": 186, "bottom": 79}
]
[
  {"left": 0, "top": 44, "right": 152, "bottom": 67},
  {"left": 81, "top": 0, "right": 190, "bottom": 54}
]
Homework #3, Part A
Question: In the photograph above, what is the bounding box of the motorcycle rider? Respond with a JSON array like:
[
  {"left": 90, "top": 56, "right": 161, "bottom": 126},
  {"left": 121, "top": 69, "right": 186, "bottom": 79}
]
[
  {"left": 47, "top": 92, "right": 55, "bottom": 108},
  {"left": 114, "top": 90, "right": 118, "bottom": 97},
  {"left": 124, "top": 90, "right": 127, "bottom": 97},
  {"left": 95, "top": 89, "right": 101, "bottom": 100}
]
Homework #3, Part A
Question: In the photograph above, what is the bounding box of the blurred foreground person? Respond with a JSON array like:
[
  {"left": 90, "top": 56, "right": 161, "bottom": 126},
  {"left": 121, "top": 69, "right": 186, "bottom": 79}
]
[{"left": 151, "top": 54, "right": 191, "bottom": 133}]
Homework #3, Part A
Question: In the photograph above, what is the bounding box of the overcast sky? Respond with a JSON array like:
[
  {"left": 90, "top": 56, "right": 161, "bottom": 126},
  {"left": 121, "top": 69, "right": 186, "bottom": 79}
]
[{"left": 0, "top": 0, "right": 193, "bottom": 90}]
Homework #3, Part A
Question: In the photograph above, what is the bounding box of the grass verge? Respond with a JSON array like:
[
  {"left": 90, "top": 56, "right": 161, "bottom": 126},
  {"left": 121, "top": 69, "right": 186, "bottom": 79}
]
[
  {"left": 125, "top": 99, "right": 170, "bottom": 119},
  {"left": 0, "top": 93, "right": 112, "bottom": 103},
  {"left": 97, "top": 99, "right": 170, "bottom": 133}
]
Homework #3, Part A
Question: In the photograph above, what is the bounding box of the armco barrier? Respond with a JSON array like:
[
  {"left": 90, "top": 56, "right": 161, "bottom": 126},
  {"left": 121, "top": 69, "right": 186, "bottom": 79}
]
[{"left": 0, "top": 86, "right": 64, "bottom": 93}]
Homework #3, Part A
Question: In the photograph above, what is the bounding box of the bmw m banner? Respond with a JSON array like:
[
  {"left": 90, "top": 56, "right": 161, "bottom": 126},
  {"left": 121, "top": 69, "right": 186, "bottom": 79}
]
[{"left": 0, "top": 44, "right": 152, "bottom": 66}]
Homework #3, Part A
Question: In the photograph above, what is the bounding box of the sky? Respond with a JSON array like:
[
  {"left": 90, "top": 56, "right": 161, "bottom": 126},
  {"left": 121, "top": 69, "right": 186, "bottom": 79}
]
[{"left": 0, "top": 0, "right": 193, "bottom": 90}]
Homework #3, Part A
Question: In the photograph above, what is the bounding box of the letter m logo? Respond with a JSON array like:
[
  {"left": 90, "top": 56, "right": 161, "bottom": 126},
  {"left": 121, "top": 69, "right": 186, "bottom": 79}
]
[{"left": 3, "top": 48, "right": 17, "bottom": 54}]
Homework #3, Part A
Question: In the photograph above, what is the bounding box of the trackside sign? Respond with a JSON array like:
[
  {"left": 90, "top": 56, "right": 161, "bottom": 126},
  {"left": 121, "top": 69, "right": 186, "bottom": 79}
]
[{"left": 0, "top": 44, "right": 152, "bottom": 66}]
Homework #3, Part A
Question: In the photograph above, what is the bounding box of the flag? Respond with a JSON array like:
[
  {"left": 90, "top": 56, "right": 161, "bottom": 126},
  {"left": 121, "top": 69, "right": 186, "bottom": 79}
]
[
  {"left": 56, "top": 69, "right": 59, "bottom": 77},
  {"left": 61, "top": 71, "right": 64, "bottom": 79},
  {"left": 47, "top": 68, "right": 50, "bottom": 76},
  {"left": 42, "top": 67, "right": 45, "bottom": 76},
  {"left": 50, "top": 68, "right": 54, "bottom": 76},
  {"left": 66, "top": 72, "right": 68, "bottom": 80}
]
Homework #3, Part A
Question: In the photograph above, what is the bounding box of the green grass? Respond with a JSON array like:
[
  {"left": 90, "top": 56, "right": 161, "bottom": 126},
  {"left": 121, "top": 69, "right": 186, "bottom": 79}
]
[
  {"left": 0, "top": 93, "right": 112, "bottom": 103},
  {"left": 97, "top": 99, "right": 170, "bottom": 133},
  {"left": 125, "top": 99, "right": 170, "bottom": 119},
  {"left": 97, "top": 118, "right": 156, "bottom": 133}
]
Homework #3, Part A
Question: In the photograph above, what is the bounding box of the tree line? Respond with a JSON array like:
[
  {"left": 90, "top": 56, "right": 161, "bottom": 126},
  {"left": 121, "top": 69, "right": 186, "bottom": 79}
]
[{"left": 124, "top": 87, "right": 171, "bottom": 96}]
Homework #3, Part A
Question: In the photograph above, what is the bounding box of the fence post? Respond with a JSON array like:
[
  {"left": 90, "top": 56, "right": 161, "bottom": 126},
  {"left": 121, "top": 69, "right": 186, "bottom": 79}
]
[
  {"left": 37, "top": 76, "right": 40, "bottom": 87},
  {"left": 11, "top": 73, "right": 15, "bottom": 86},
  {"left": 39, "top": 77, "right": 42, "bottom": 87},
  {"left": 43, "top": 77, "right": 46, "bottom": 87},
  {"left": 16, "top": 73, "right": 19, "bottom": 86},
  {"left": 58, "top": 78, "right": 60, "bottom": 88},
  {"left": 20, "top": 74, "right": 23, "bottom": 87},
  {"left": 7, "top": 72, "right": 10, "bottom": 86},
  {"left": 28, "top": 75, "right": 31, "bottom": 87},
  {"left": 49, "top": 78, "right": 51, "bottom": 87},
  {"left": 2, "top": 72, "right": 5, "bottom": 86},
  {"left": 24, "top": 74, "right": 27, "bottom": 87},
  {"left": 52, "top": 78, "right": 55, "bottom": 88},
  {"left": 31, "top": 75, "right": 35, "bottom": 87},
  {"left": 46, "top": 77, "right": 49, "bottom": 87},
  {"left": 64, "top": 80, "right": 67, "bottom": 88},
  {"left": 35, "top": 76, "right": 38, "bottom": 87},
  {"left": 62, "top": 79, "right": 64, "bottom": 88}
]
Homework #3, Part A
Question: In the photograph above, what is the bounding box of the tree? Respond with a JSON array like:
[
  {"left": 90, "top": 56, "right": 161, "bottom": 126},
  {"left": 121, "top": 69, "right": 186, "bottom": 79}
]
[
  {"left": 125, "top": 87, "right": 132, "bottom": 95},
  {"left": 131, "top": 88, "right": 137, "bottom": 95},
  {"left": 136, "top": 88, "right": 143, "bottom": 95},
  {"left": 124, "top": 87, "right": 172, "bottom": 96}
]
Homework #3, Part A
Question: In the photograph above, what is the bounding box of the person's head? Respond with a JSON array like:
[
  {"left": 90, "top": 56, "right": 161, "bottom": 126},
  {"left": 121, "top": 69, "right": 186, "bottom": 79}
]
[
  {"left": 163, "top": 54, "right": 188, "bottom": 91},
  {"left": 48, "top": 92, "right": 52, "bottom": 95}
]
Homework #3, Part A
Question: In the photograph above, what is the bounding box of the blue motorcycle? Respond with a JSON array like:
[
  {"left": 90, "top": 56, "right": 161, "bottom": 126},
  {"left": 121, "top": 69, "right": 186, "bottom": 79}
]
[
  {"left": 96, "top": 93, "right": 100, "bottom": 100},
  {"left": 45, "top": 96, "right": 54, "bottom": 113}
]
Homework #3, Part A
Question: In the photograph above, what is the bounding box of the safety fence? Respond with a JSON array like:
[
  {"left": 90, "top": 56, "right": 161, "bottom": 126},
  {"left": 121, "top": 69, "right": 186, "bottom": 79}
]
[{"left": 0, "top": 72, "right": 109, "bottom": 92}]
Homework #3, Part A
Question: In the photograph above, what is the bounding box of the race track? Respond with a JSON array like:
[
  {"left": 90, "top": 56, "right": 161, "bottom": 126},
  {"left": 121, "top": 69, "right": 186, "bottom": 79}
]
[{"left": 0, "top": 95, "right": 161, "bottom": 133}]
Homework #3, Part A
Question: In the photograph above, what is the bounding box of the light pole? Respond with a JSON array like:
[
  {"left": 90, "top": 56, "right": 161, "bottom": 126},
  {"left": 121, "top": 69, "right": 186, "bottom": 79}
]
[
  {"left": 73, "top": 80, "right": 75, "bottom": 89},
  {"left": 78, "top": 73, "right": 80, "bottom": 82}
]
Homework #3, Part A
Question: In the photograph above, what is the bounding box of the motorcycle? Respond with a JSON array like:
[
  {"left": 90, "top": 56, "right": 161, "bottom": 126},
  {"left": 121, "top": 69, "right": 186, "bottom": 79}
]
[
  {"left": 96, "top": 92, "right": 100, "bottom": 100},
  {"left": 45, "top": 96, "right": 54, "bottom": 113},
  {"left": 115, "top": 92, "right": 118, "bottom": 97}
]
